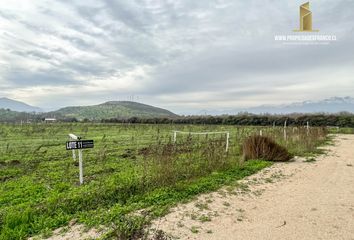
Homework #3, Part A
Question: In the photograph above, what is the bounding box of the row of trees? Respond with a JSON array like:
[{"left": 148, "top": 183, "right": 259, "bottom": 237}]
[
  {"left": 1, "top": 107, "right": 354, "bottom": 127},
  {"left": 101, "top": 113, "right": 354, "bottom": 127}
]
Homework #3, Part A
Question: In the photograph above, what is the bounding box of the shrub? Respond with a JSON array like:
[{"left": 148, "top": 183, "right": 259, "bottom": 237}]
[{"left": 242, "top": 135, "right": 292, "bottom": 162}]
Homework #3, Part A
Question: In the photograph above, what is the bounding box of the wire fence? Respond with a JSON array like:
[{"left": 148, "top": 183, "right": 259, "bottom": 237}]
[{"left": 0, "top": 123, "right": 324, "bottom": 162}]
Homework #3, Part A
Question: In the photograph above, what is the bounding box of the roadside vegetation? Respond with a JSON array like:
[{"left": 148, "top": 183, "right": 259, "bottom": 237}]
[
  {"left": 0, "top": 123, "right": 328, "bottom": 239},
  {"left": 328, "top": 127, "right": 354, "bottom": 134}
]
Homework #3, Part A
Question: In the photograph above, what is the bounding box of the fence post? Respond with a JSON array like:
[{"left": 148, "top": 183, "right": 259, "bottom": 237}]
[
  {"left": 173, "top": 131, "right": 177, "bottom": 143},
  {"left": 226, "top": 132, "right": 230, "bottom": 152},
  {"left": 284, "top": 120, "right": 287, "bottom": 141},
  {"left": 260, "top": 130, "right": 263, "bottom": 136}
]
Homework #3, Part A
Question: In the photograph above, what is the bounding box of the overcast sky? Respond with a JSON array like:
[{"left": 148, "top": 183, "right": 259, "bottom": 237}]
[{"left": 0, "top": 0, "right": 353, "bottom": 114}]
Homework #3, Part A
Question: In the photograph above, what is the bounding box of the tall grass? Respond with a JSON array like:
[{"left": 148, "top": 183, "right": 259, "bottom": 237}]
[{"left": 242, "top": 135, "right": 292, "bottom": 162}]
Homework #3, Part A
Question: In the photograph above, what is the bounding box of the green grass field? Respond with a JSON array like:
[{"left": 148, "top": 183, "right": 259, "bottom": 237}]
[{"left": 0, "top": 123, "right": 328, "bottom": 239}]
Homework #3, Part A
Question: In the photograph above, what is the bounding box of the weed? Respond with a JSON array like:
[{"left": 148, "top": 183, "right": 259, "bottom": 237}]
[
  {"left": 177, "top": 221, "right": 184, "bottom": 228},
  {"left": 237, "top": 183, "right": 250, "bottom": 193},
  {"left": 253, "top": 189, "right": 264, "bottom": 196},
  {"left": 236, "top": 208, "right": 245, "bottom": 213},
  {"left": 108, "top": 215, "right": 147, "bottom": 240},
  {"left": 217, "top": 190, "right": 227, "bottom": 197},
  {"left": 225, "top": 186, "right": 234, "bottom": 193},
  {"left": 152, "top": 230, "right": 170, "bottom": 240},
  {"left": 265, "top": 178, "right": 274, "bottom": 183},
  {"left": 303, "top": 157, "right": 316, "bottom": 163},
  {"left": 190, "top": 213, "right": 198, "bottom": 220},
  {"left": 198, "top": 215, "right": 212, "bottom": 223},
  {"left": 190, "top": 226, "right": 199, "bottom": 234},
  {"left": 195, "top": 202, "right": 209, "bottom": 211}
]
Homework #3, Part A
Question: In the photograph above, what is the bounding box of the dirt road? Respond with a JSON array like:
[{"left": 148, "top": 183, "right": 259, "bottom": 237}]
[{"left": 153, "top": 135, "right": 354, "bottom": 240}]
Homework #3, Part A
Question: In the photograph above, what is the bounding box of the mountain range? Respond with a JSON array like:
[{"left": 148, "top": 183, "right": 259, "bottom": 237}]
[
  {"left": 247, "top": 97, "right": 354, "bottom": 114},
  {"left": 0, "top": 98, "right": 177, "bottom": 120},
  {"left": 0, "top": 97, "right": 42, "bottom": 112},
  {"left": 199, "top": 97, "right": 354, "bottom": 115},
  {"left": 1, "top": 97, "right": 354, "bottom": 121}
]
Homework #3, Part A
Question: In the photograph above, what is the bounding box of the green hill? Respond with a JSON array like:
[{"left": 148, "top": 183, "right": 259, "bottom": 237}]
[
  {"left": 0, "top": 108, "right": 41, "bottom": 122},
  {"left": 0, "top": 108, "right": 22, "bottom": 121},
  {"left": 51, "top": 101, "right": 177, "bottom": 120}
]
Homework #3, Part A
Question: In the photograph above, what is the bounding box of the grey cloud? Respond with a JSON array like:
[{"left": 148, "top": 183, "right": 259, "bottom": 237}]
[
  {"left": 60, "top": 61, "right": 116, "bottom": 76},
  {"left": 68, "top": 3, "right": 164, "bottom": 64},
  {"left": 11, "top": 50, "right": 53, "bottom": 60},
  {"left": 0, "top": 10, "right": 17, "bottom": 20},
  {"left": 102, "top": 0, "right": 152, "bottom": 33},
  {"left": 1, "top": 0, "right": 354, "bottom": 113},
  {"left": 142, "top": 36, "right": 354, "bottom": 95},
  {"left": 58, "top": 34, "right": 94, "bottom": 50},
  {"left": 5, "top": 69, "right": 81, "bottom": 87},
  {"left": 9, "top": 47, "right": 114, "bottom": 77},
  {"left": 319, "top": 0, "right": 354, "bottom": 23}
]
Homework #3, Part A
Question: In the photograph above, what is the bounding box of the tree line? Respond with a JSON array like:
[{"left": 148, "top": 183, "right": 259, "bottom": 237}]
[
  {"left": 1, "top": 108, "right": 354, "bottom": 128},
  {"left": 101, "top": 113, "right": 354, "bottom": 128}
]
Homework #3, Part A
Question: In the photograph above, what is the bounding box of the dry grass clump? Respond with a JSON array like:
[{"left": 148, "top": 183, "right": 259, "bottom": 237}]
[{"left": 242, "top": 135, "right": 292, "bottom": 162}]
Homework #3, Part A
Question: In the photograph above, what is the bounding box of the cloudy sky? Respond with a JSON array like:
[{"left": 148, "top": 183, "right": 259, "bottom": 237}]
[{"left": 0, "top": 0, "right": 353, "bottom": 114}]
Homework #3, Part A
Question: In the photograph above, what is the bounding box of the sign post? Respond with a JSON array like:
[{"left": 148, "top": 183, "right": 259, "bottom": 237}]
[
  {"left": 78, "top": 149, "right": 83, "bottom": 185},
  {"left": 69, "top": 134, "right": 78, "bottom": 161},
  {"left": 66, "top": 134, "right": 94, "bottom": 185}
]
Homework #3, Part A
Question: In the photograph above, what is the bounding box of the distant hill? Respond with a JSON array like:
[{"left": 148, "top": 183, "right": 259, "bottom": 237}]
[
  {"left": 247, "top": 97, "right": 354, "bottom": 114},
  {"left": 0, "top": 97, "right": 42, "bottom": 112},
  {"left": 0, "top": 108, "right": 22, "bottom": 121},
  {"left": 50, "top": 101, "right": 178, "bottom": 120},
  {"left": 0, "top": 108, "right": 40, "bottom": 122},
  {"left": 197, "top": 97, "right": 354, "bottom": 115}
]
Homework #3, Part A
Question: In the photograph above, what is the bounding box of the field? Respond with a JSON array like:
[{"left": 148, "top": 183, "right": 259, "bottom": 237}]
[{"left": 0, "top": 123, "right": 328, "bottom": 239}]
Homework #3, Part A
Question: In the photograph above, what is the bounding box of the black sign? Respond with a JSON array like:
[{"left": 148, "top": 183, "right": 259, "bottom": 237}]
[{"left": 66, "top": 140, "right": 94, "bottom": 150}]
